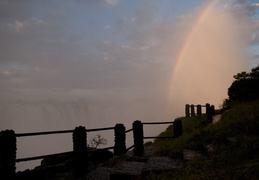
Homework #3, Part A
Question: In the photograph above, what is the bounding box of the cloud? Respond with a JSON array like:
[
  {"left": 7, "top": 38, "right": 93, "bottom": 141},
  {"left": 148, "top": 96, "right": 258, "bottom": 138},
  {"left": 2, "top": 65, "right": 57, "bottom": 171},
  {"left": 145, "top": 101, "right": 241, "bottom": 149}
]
[
  {"left": 104, "top": 25, "right": 111, "bottom": 29},
  {"left": 105, "top": 0, "right": 120, "bottom": 6},
  {"left": 76, "top": 0, "right": 120, "bottom": 6},
  {"left": 131, "top": 1, "right": 157, "bottom": 27},
  {"left": 251, "top": 3, "right": 259, "bottom": 8},
  {"left": 177, "top": 14, "right": 193, "bottom": 19}
]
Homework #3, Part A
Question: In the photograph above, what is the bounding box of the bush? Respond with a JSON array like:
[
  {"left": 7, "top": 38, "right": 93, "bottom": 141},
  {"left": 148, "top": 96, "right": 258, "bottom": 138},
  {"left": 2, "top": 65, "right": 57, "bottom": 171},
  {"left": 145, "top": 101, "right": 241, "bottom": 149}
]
[{"left": 228, "top": 66, "right": 259, "bottom": 103}]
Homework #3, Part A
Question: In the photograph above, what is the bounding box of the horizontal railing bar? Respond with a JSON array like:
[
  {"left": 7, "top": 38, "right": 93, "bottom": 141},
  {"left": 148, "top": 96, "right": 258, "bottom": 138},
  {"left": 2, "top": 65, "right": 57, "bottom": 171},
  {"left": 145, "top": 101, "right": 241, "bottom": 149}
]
[
  {"left": 88, "top": 146, "right": 114, "bottom": 153},
  {"left": 101, "top": 146, "right": 114, "bottom": 151},
  {"left": 87, "top": 127, "right": 114, "bottom": 132},
  {"left": 16, "top": 126, "right": 116, "bottom": 137},
  {"left": 15, "top": 151, "right": 74, "bottom": 163},
  {"left": 126, "top": 145, "right": 134, "bottom": 152},
  {"left": 143, "top": 136, "right": 175, "bottom": 139},
  {"left": 15, "top": 130, "right": 74, "bottom": 137},
  {"left": 186, "top": 105, "right": 206, "bottom": 107},
  {"left": 142, "top": 121, "right": 174, "bottom": 125},
  {"left": 125, "top": 129, "right": 133, "bottom": 133}
]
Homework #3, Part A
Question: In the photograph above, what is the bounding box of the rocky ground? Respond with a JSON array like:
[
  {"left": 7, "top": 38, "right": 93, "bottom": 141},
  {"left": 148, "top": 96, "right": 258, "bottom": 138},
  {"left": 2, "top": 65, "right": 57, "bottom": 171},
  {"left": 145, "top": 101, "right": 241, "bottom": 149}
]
[{"left": 15, "top": 145, "right": 202, "bottom": 180}]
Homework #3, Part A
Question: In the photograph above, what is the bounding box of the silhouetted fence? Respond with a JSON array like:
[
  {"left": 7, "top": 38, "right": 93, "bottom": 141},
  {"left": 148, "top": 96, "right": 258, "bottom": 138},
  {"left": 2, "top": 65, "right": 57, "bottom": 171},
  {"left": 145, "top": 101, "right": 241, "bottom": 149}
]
[
  {"left": 0, "top": 119, "right": 182, "bottom": 178},
  {"left": 133, "top": 119, "right": 182, "bottom": 156},
  {"left": 185, "top": 103, "right": 215, "bottom": 117}
]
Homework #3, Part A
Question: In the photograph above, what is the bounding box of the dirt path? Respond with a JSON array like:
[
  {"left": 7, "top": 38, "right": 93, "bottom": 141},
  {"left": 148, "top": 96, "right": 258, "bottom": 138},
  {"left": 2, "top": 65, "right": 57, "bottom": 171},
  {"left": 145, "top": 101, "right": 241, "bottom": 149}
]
[{"left": 212, "top": 114, "right": 222, "bottom": 124}]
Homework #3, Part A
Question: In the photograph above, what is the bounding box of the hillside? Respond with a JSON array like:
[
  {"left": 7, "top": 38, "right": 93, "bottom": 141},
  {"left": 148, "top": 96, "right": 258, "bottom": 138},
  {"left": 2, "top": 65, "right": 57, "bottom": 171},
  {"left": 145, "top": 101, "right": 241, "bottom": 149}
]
[{"left": 150, "top": 98, "right": 259, "bottom": 179}]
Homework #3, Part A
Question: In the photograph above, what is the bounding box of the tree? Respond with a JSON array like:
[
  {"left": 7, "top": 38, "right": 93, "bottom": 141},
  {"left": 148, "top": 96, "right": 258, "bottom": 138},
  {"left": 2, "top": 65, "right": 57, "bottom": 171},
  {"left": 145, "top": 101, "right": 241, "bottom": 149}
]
[
  {"left": 250, "top": 66, "right": 259, "bottom": 79},
  {"left": 89, "top": 134, "right": 107, "bottom": 148},
  {"left": 228, "top": 65, "right": 259, "bottom": 102},
  {"left": 233, "top": 71, "right": 250, "bottom": 80}
]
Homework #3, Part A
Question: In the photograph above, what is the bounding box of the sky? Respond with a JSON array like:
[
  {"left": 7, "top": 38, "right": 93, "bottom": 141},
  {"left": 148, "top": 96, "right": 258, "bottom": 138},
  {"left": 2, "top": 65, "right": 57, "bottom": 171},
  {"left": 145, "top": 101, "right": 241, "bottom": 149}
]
[{"left": 0, "top": 0, "right": 259, "bottom": 104}]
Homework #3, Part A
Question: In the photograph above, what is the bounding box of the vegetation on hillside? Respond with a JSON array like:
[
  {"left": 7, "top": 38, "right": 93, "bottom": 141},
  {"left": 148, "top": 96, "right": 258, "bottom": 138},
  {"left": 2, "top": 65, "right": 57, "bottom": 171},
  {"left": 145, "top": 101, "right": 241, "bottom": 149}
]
[
  {"left": 149, "top": 66, "right": 259, "bottom": 179},
  {"left": 150, "top": 99, "right": 259, "bottom": 179}
]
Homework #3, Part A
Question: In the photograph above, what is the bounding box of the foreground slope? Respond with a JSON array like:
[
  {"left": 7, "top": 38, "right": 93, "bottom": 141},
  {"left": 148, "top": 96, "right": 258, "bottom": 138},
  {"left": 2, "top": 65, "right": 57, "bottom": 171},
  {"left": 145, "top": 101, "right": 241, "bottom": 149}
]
[{"left": 151, "top": 99, "right": 259, "bottom": 179}]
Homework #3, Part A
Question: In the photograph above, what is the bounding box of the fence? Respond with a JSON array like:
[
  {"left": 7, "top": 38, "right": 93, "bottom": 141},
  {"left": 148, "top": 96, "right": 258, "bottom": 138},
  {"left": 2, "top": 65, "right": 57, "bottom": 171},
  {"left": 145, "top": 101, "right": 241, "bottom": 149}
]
[
  {"left": 185, "top": 103, "right": 215, "bottom": 117},
  {"left": 0, "top": 119, "right": 182, "bottom": 178}
]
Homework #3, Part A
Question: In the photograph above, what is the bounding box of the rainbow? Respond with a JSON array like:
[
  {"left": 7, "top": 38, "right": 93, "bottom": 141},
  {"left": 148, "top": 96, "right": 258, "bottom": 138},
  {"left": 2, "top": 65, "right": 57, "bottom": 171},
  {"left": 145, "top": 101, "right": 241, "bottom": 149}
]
[{"left": 170, "top": 0, "right": 219, "bottom": 85}]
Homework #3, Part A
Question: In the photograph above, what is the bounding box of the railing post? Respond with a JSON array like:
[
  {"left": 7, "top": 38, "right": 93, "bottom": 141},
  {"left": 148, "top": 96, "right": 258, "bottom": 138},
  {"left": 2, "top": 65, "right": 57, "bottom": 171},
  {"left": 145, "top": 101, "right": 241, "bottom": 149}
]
[
  {"left": 197, "top": 104, "right": 202, "bottom": 115},
  {"left": 173, "top": 119, "right": 182, "bottom": 137},
  {"left": 191, "top": 104, "right": 195, "bottom": 116},
  {"left": 185, "top": 104, "right": 190, "bottom": 117},
  {"left": 206, "top": 103, "right": 211, "bottom": 115},
  {"left": 73, "top": 126, "right": 87, "bottom": 176},
  {"left": 0, "top": 130, "right": 16, "bottom": 178},
  {"left": 210, "top": 105, "right": 215, "bottom": 116},
  {"left": 114, "top": 124, "right": 126, "bottom": 155},
  {"left": 133, "top": 120, "right": 144, "bottom": 157}
]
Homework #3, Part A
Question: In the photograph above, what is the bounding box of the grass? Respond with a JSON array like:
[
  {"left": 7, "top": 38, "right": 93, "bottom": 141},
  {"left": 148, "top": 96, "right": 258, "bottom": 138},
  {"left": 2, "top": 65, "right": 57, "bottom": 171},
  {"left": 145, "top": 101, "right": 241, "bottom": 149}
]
[
  {"left": 149, "top": 99, "right": 259, "bottom": 179},
  {"left": 153, "top": 114, "right": 212, "bottom": 157}
]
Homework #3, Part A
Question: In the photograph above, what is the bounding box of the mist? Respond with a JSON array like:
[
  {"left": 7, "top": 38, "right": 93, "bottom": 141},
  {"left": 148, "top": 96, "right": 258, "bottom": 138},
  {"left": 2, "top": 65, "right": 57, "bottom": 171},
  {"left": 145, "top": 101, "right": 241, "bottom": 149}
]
[
  {"left": 0, "top": 0, "right": 258, "bottom": 171},
  {"left": 168, "top": 1, "right": 252, "bottom": 115}
]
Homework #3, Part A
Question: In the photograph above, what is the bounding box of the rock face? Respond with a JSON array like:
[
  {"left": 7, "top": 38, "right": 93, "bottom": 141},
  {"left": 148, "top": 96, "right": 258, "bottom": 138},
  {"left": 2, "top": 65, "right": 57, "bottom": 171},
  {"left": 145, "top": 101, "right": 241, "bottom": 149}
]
[
  {"left": 110, "top": 162, "right": 146, "bottom": 179},
  {"left": 144, "top": 157, "right": 183, "bottom": 171},
  {"left": 15, "top": 142, "right": 209, "bottom": 180},
  {"left": 14, "top": 146, "right": 208, "bottom": 180},
  {"left": 86, "top": 167, "right": 112, "bottom": 180},
  {"left": 14, "top": 149, "right": 113, "bottom": 180},
  {"left": 87, "top": 156, "right": 183, "bottom": 180}
]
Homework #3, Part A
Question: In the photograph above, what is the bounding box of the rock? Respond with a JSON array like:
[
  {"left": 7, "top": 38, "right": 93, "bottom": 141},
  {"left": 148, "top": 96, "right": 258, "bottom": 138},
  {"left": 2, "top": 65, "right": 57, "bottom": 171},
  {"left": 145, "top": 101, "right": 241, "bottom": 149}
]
[
  {"left": 144, "top": 156, "right": 183, "bottom": 171},
  {"left": 110, "top": 162, "right": 146, "bottom": 179},
  {"left": 102, "top": 154, "right": 131, "bottom": 168},
  {"left": 111, "top": 162, "right": 145, "bottom": 176},
  {"left": 144, "top": 145, "right": 157, "bottom": 157},
  {"left": 86, "top": 167, "right": 112, "bottom": 180},
  {"left": 88, "top": 149, "right": 113, "bottom": 164},
  {"left": 183, "top": 149, "right": 202, "bottom": 161},
  {"left": 204, "top": 144, "right": 214, "bottom": 153}
]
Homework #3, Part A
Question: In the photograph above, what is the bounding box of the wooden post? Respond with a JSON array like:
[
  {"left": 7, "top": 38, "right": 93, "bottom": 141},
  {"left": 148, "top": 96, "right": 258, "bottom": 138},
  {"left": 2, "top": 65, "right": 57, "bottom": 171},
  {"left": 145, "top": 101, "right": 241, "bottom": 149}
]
[
  {"left": 197, "top": 105, "right": 202, "bottom": 115},
  {"left": 73, "top": 126, "right": 87, "bottom": 158},
  {"left": 185, "top": 104, "right": 190, "bottom": 117},
  {"left": 0, "top": 130, "right": 16, "bottom": 178},
  {"left": 73, "top": 126, "right": 87, "bottom": 176},
  {"left": 173, "top": 119, "right": 182, "bottom": 137},
  {"left": 114, "top": 124, "right": 126, "bottom": 155},
  {"left": 206, "top": 103, "right": 211, "bottom": 115},
  {"left": 133, "top": 120, "right": 144, "bottom": 157},
  {"left": 210, "top": 105, "right": 215, "bottom": 116},
  {"left": 191, "top": 104, "right": 195, "bottom": 116}
]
